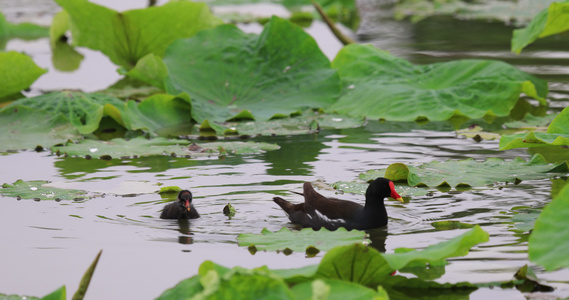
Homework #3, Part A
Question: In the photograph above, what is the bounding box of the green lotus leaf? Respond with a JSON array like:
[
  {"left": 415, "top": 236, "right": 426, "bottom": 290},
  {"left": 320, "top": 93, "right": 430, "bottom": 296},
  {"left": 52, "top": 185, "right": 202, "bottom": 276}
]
[
  {"left": 161, "top": 16, "right": 340, "bottom": 129},
  {"left": 125, "top": 54, "right": 168, "bottom": 91},
  {"left": 54, "top": 0, "right": 222, "bottom": 69},
  {"left": 237, "top": 227, "right": 368, "bottom": 252},
  {"left": 511, "top": 0, "right": 569, "bottom": 54},
  {"left": 0, "top": 106, "right": 81, "bottom": 152},
  {"left": 500, "top": 106, "right": 569, "bottom": 150},
  {"left": 226, "top": 110, "right": 365, "bottom": 136},
  {"left": 329, "top": 44, "right": 547, "bottom": 122},
  {"left": 316, "top": 226, "right": 488, "bottom": 287},
  {"left": 5, "top": 91, "right": 126, "bottom": 134},
  {"left": 0, "top": 52, "right": 46, "bottom": 101},
  {"left": 529, "top": 182, "right": 569, "bottom": 271},
  {"left": 52, "top": 137, "right": 279, "bottom": 159},
  {"left": 291, "top": 279, "right": 388, "bottom": 300},
  {"left": 360, "top": 154, "right": 569, "bottom": 187},
  {"left": 156, "top": 275, "right": 203, "bottom": 300},
  {"left": 122, "top": 93, "right": 193, "bottom": 137},
  {"left": 1, "top": 180, "right": 89, "bottom": 201}
]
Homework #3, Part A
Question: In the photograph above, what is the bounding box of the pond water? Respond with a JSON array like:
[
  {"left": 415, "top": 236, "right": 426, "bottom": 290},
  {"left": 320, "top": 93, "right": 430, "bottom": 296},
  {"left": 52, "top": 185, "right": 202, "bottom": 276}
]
[{"left": 1, "top": 0, "right": 569, "bottom": 299}]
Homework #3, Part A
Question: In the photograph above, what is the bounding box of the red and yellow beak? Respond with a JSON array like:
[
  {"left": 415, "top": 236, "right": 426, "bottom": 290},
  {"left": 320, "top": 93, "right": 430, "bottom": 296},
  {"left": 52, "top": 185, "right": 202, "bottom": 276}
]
[
  {"left": 184, "top": 200, "right": 191, "bottom": 212},
  {"left": 389, "top": 181, "right": 404, "bottom": 202}
]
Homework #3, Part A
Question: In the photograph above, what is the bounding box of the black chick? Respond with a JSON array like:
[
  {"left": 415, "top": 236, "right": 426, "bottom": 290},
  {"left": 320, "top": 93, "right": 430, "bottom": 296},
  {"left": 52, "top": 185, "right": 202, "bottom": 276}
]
[{"left": 160, "top": 190, "right": 200, "bottom": 219}]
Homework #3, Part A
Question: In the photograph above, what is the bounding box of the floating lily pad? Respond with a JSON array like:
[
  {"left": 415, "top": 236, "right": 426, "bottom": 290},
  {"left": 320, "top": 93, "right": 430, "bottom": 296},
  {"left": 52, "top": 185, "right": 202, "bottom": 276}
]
[
  {"left": 529, "top": 181, "right": 569, "bottom": 271},
  {"left": 512, "top": 0, "right": 569, "bottom": 54},
  {"left": 500, "top": 106, "right": 569, "bottom": 150},
  {"left": 237, "top": 227, "right": 368, "bottom": 252},
  {"left": 160, "top": 16, "right": 340, "bottom": 127},
  {"left": 329, "top": 44, "right": 547, "bottom": 122},
  {"left": 0, "top": 106, "right": 81, "bottom": 152},
  {"left": 0, "top": 11, "right": 49, "bottom": 45},
  {"left": 227, "top": 110, "right": 365, "bottom": 136},
  {"left": 52, "top": 137, "right": 279, "bottom": 159},
  {"left": 54, "top": 0, "right": 222, "bottom": 69},
  {"left": 1, "top": 180, "right": 89, "bottom": 201},
  {"left": 0, "top": 52, "right": 46, "bottom": 101},
  {"left": 5, "top": 91, "right": 126, "bottom": 135},
  {"left": 360, "top": 154, "right": 569, "bottom": 187}
]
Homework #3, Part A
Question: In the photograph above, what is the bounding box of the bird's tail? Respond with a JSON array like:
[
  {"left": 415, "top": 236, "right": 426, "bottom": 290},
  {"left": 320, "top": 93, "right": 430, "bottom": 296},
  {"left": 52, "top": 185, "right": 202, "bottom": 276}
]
[{"left": 273, "top": 197, "right": 294, "bottom": 213}]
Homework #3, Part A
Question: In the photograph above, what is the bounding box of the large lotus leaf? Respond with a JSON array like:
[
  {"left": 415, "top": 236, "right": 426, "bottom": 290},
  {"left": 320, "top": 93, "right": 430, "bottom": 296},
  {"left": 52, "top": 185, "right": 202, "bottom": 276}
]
[
  {"left": 5, "top": 91, "right": 126, "bottom": 134},
  {"left": 291, "top": 279, "right": 388, "bottom": 300},
  {"left": 237, "top": 227, "right": 369, "bottom": 252},
  {"left": 360, "top": 154, "right": 569, "bottom": 187},
  {"left": 156, "top": 275, "right": 203, "bottom": 300},
  {"left": 0, "top": 52, "right": 47, "bottom": 100},
  {"left": 329, "top": 44, "right": 547, "bottom": 122},
  {"left": 316, "top": 226, "right": 487, "bottom": 287},
  {"left": 511, "top": 0, "right": 569, "bottom": 54},
  {"left": 162, "top": 16, "right": 340, "bottom": 126},
  {"left": 227, "top": 110, "right": 365, "bottom": 136},
  {"left": 54, "top": 0, "right": 222, "bottom": 69},
  {"left": 121, "top": 93, "right": 193, "bottom": 137},
  {"left": 500, "top": 105, "right": 569, "bottom": 150},
  {"left": 394, "top": 0, "right": 558, "bottom": 25},
  {"left": 0, "top": 106, "right": 81, "bottom": 151},
  {"left": 52, "top": 137, "right": 279, "bottom": 159},
  {"left": 529, "top": 182, "right": 569, "bottom": 271},
  {"left": 1, "top": 180, "right": 89, "bottom": 201},
  {"left": 0, "top": 294, "right": 40, "bottom": 300}
]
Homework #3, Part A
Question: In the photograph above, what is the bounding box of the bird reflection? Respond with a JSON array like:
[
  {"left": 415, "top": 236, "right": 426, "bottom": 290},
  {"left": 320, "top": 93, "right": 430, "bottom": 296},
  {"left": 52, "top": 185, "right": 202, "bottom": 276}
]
[
  {"left": 367, "top": 227, "right": 388, "bottom": 253},
  {"left": 177, "top": 219, "right": 193, "bottom": 245}
]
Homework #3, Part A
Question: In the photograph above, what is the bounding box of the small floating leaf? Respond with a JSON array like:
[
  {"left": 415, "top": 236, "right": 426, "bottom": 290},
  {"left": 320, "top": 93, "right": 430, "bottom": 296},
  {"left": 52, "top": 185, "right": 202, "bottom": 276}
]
[
  {"left": 237, "top": 227, "right": 368, "bottom": 252},
  {"left": 158, "top": 186, "right": 182, "bottom": 194},
  {"left": 223, "top": 203, "right": 236, "bottom": 217},
  {"left": 431, "top": 221, "right": 475, "bottom": 230},
  {"left": 1, "top": 180, "right": 89, "bottom": 201}
]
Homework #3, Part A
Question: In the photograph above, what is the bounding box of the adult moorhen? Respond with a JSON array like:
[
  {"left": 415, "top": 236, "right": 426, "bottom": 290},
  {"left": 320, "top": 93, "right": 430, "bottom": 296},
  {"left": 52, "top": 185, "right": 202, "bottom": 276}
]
[
  {"left": 273, "top": 177, "right": 403, "bottom": 230},
  {"left": 160, "top": 190, "right": 200, "bottom": 219}
]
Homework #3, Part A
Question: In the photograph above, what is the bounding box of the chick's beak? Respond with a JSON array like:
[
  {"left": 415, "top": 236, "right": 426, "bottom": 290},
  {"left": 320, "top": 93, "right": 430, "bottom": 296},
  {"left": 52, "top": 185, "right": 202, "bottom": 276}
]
[{"left": 185, "top": 200, "right": 191, "bottom": 212}]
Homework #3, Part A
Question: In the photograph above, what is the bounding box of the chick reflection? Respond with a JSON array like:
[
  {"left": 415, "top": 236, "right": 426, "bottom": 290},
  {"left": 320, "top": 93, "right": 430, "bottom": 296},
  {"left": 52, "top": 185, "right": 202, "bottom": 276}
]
[{"left": 177, "top": 219, "right": 194, "bottom": 245}]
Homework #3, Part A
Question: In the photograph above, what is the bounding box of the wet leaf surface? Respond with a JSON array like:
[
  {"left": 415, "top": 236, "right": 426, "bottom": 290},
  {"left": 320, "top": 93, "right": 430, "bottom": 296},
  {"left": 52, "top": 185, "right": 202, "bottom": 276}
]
[
  {"left": 237, "top": 227, "right": 368, "bottom": 252},
  {"left": 360, "top": 154, "right": 569, "bottom": 187},
  {"left": 51, "top": 137, "right": 279, "bottom": 159},
  {"left": 0, "top": 52, "right": 46, "bottom": 100},
  {"left": 1, "top": 180, "right": 89, "bottom": 201},
  {"left": 0, "top": 106, "right": 81, "bottom": 152}
]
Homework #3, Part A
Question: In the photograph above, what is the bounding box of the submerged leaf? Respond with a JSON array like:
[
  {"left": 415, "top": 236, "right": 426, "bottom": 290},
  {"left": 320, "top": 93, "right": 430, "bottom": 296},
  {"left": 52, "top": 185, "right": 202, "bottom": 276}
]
[
  {"left": 361, "top": 154, "right": 569, "bottom": 187},
  {"left": 329, "top": 44, "right": 547, "bottom": 122},
  {"left": 0, "top": 106, "right": 81, "bottom": 152},
  {"left": 0, "top": 180, "right": 89, "bottom": 201},
  {"left": 237, "top": 227, "right": 368, "bottom": 252},
  {"left": 529, "top": 182, "right": 569, "bottom": 271},
  {"left": 54, "top": 0, "right": 222, "bottom": 69},
  {"left": 0, "top": 52, "right": 46, "bottom": 100},
  {"left": 52, "top": 137, "right": 279, "bottom": 159},
  {"left": 161, "top": 16, "right": 340, "bottom": 129}
]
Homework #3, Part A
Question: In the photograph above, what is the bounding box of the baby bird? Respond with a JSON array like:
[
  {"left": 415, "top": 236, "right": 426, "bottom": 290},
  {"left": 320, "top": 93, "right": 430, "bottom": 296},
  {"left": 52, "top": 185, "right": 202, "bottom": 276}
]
[{"left": 160, "top": 190, "right": 200, "bottom": 219}]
